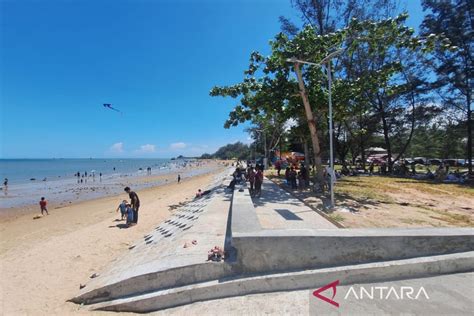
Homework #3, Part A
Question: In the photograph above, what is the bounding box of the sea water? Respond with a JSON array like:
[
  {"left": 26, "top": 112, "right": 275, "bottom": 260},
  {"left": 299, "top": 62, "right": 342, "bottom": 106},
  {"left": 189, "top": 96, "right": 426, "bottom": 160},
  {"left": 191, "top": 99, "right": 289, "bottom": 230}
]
[
  {"left": 0, "top": 158, "right": 214, "bottom": 209},
  {"left": 0, "top": 158, "right": 171, "bottom": 184}
]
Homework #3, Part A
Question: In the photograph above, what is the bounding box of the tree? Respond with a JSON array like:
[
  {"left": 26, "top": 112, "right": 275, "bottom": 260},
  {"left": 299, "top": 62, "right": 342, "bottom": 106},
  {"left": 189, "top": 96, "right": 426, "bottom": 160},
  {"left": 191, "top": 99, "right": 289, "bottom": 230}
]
[
  {"left": 282, "top": 0, "right": 398, "bottom": 36},
  {"left": 283, "top": 0, "right": 444, "bottom": 172},
  {"left": 421, "top": 0, "right": 473, "bottom": 174},
  {"left": 211, "top": 13, "right": 441, "bottom": 183},
  {"left": 200, "top": 153, "right": 212, "bottom": 159},
  {"left": 211, "top": 142, "right": 251, "bottom": 160}
]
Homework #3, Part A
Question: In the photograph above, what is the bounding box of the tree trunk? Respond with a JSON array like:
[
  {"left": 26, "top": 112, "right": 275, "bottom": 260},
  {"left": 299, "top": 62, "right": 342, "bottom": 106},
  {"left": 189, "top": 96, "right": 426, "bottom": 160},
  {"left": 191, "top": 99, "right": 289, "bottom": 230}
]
[
  {"left": 394, "top": 86, "right": 417, "bottom": 164},
  {"left": 303, "top": 139, "right": 310, "bottom": 170},
  {"left": 294, "top": 63, "right": 325, "bottom": 189}
]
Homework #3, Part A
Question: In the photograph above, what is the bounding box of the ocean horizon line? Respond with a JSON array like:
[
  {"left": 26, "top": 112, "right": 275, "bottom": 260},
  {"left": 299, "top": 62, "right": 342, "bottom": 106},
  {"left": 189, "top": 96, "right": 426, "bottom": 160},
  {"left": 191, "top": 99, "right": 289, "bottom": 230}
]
[{"left": 0, "top": 157, "right": 199, "bottom": 160}]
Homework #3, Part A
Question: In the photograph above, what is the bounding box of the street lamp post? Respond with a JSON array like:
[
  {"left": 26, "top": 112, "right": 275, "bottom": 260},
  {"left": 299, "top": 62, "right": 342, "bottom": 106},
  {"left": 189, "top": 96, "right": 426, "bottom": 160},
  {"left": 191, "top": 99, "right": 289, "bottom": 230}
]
[{"left": 287, "top": 49, "right": 343, "bottom": 209}]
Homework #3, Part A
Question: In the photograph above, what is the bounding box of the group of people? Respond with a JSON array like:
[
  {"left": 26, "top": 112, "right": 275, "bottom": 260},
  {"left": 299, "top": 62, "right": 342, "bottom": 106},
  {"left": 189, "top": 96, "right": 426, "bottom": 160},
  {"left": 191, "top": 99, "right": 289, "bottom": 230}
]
[
  {"left": 280, "top": 163, "right": 338, "bottom": 193},
  {"left": 116, "top": 187, "right": 140, "bottom": 227},
  {"left": 246, "top": 165, "right": 264, "bottom": 197},
  {"left": 226, "top": 164, "right": 264, "bottom": 197},
  {"left": 284, "top": 165, "right": 309, "bottom": 190},
  {"left": 75, "top": 171, "right": 102, "bottom": 183}
]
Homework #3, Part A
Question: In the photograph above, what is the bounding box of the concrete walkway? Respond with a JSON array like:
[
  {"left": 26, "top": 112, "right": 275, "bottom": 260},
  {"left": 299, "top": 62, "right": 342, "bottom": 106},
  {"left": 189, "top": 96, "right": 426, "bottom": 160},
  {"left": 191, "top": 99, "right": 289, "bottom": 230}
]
[{"left": 252, "top": 178, "right": 336, "bottom": 230}]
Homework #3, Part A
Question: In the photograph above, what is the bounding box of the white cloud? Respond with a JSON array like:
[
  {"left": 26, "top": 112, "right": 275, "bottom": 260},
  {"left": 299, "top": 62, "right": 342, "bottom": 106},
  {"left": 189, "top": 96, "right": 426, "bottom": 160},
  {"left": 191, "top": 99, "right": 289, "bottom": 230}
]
[
  {"left": 110, "top": 142, "right": 124, "bottom": 153},
  {"left": 136, "top": 144, "right": 156, "bottom": 153},
  {"left": 170, "top": 142, "right": 187, "bottom": 149}
]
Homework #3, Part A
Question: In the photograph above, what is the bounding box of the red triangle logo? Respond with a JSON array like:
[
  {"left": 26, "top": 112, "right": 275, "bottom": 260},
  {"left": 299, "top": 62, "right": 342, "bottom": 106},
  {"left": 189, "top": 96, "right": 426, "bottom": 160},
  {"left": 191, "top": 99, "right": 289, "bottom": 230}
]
[{"left": 313, "top": 280, "right": 340, "bottom": 307}]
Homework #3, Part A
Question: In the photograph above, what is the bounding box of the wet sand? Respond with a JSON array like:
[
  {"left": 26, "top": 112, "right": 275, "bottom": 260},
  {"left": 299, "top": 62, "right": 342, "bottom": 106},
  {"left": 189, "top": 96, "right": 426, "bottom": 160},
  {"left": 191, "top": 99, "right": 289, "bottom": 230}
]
[{"left": 0, "top": 160, "right": 221, "bottom": 221}]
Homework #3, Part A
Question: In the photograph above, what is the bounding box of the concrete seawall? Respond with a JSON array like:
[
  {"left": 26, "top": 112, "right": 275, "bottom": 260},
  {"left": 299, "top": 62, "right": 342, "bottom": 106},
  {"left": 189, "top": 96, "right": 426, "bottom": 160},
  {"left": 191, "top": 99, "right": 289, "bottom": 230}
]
[{"left": 231, "top": 180, "right": 474, "bottom": 274}]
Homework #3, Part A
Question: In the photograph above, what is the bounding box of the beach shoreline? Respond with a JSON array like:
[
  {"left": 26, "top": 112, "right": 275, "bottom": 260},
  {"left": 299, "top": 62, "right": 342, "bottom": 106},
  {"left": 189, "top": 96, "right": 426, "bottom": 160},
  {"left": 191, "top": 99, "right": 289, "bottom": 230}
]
[
  {"left": 0, "top": 162, "right": 229, "bottom": 315},
  {"left": 0, "top": 159, "right": 225, "bottom": 221}
]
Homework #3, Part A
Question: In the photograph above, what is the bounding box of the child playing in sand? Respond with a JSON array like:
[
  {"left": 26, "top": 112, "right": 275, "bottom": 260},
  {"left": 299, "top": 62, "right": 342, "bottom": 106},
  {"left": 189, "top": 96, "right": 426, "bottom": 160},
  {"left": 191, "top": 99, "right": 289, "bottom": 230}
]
[
  {"left": 39, "top": 197, "right": 49, "bottom": 215},
  {"left": 116, "top": 200, "right": 128, "bottom": 220},
  {"left": 126, "top": 204, "right": 134, "bottom": 226}
]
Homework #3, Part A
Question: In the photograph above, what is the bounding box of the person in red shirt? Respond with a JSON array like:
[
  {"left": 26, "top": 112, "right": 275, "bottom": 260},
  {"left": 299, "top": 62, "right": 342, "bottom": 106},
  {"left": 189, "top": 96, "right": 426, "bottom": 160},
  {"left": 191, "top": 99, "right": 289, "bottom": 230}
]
[{"left": 39, "top": 197, "right": 49, "bottom": 215}]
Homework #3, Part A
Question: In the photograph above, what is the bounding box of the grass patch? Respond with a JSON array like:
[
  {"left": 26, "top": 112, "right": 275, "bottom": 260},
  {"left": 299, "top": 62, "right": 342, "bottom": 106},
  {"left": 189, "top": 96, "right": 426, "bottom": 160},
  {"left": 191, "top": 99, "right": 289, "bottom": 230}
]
[
  {"left": 328, "top": 213, "right": 345, "bottom": 223},
  {"left": 336, "top": 177, "right": 395, "bottom": 204}
]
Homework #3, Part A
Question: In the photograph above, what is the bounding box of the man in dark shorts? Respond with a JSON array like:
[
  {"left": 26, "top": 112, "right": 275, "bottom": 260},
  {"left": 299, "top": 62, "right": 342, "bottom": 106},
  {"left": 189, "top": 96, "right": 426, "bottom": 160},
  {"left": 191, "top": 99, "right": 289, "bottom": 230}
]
[{"left": 124, "top": 187, "right": 140, "bottom": 224}]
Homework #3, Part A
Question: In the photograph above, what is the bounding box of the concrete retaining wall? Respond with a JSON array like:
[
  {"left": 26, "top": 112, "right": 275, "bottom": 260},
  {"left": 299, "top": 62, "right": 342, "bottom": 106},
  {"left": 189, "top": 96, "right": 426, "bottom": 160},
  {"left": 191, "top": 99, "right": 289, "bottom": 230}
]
[
  {"left": 231, "top": 186, "right": 474, "bottom": 274},
  {"left": 232, "top": 228, "right": 474, "bottom": 273}
]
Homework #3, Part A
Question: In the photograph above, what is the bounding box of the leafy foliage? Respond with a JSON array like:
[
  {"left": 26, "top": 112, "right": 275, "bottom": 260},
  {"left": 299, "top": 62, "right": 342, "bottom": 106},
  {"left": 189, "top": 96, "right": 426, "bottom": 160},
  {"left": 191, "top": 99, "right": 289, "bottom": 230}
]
[
  {"left": 420, "top": 0, "right": 473, "bottom": 172},
  {"left": 201, "top": 142, "right": 251, "bottom": 160}
]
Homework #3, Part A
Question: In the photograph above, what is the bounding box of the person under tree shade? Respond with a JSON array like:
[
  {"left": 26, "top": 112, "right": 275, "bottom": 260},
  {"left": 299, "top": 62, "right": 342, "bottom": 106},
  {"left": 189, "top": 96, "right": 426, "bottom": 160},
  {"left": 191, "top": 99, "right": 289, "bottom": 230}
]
[
  {"left": 124, "top": 187, "right": 140, "bottom": 225},
  {"left": 254, "top": 165, "right": 264, "bottom": 197}
]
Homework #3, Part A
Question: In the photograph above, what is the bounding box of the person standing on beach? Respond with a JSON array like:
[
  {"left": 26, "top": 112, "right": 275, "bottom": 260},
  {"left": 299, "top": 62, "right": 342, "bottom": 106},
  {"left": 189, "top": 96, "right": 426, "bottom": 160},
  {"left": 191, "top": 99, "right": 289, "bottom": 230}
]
[
  {"left": 124, "top": 187, "right": 140, "bottom": 225},
  {"left": 39, "top": 197, "right": 49, "bottom": 215},
  {"left": 178, "top": 174, "right": 181, "bottom": 183}
]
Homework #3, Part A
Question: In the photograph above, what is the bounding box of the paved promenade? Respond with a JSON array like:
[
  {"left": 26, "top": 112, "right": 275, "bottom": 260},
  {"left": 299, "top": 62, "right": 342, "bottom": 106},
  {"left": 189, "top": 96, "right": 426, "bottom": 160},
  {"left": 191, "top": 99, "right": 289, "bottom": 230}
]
[{"left": 252, "top": 178, "right": 336, "bottom": 230}]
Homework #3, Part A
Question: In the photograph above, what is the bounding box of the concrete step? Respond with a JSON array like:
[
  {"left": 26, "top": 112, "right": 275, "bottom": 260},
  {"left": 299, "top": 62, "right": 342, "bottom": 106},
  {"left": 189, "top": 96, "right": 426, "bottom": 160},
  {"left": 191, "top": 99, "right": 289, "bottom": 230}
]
[{"left": 87, "top": 251, "right": 474, "bottom": 313}]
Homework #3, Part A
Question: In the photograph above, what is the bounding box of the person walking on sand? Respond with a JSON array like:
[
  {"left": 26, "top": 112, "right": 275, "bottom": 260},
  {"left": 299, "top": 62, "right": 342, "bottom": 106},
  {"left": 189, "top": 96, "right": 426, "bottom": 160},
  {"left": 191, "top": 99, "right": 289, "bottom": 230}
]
[
  {"left": 124, "top": 187, "right": 140, "bottom": 225},
  {"left": 178, "top": 174, "right": 181, "bottom": 183},
  {"left": 39, "top": 197, "right": 49, "bottom": 215},
  {"left": 116, "top": 200, "right": 128, "bottom": 220}
]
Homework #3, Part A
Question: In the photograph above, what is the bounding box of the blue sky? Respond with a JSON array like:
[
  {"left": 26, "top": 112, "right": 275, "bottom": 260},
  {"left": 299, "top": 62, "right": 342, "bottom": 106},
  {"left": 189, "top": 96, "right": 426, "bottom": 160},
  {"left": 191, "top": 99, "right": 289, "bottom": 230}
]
[{"left": 0, "top": 0, "right": 423, "bottom": 158}]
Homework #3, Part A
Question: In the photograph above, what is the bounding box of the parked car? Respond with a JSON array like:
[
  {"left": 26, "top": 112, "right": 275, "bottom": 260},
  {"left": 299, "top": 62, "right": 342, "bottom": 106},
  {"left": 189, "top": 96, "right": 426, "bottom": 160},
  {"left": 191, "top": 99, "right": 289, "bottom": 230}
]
[
  {"left": 443, "top": 159, "right": 457, "bottom": 167},
  {"left": 457, "top": 159, "right": 466, "bottom": 166},
  {"left": 428, "top": 159, "right": 442, "bottom": 165},
  {"left": 413, "top": 157, "right": 427, "bottom": 165}
]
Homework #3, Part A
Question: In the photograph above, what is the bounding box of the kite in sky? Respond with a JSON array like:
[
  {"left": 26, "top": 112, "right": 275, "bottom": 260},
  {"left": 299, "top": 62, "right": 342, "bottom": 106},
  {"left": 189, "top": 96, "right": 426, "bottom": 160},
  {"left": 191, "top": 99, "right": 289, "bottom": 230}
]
[{"left": 103, "top": 103, "right": 122, "bottom": 113}]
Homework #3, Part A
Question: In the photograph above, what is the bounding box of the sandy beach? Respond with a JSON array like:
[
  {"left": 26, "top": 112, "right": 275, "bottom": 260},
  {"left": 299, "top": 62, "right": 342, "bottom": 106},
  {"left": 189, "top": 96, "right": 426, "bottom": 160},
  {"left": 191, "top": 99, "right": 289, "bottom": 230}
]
[{"left": 0, "top": 162, "right": 226, "bottom": 315}]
